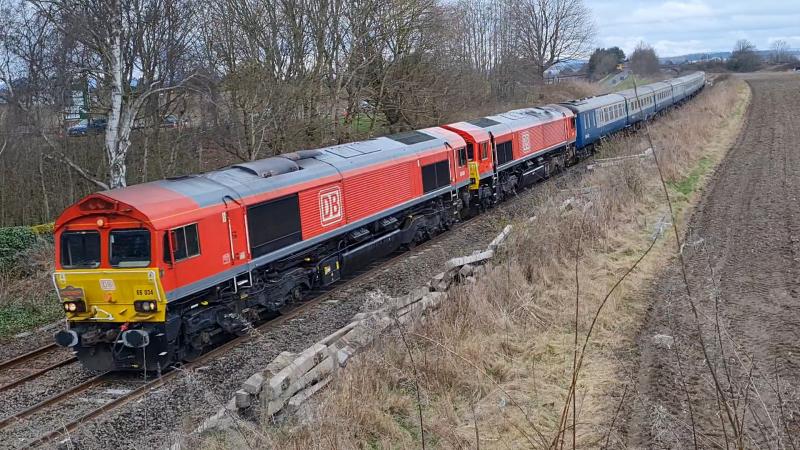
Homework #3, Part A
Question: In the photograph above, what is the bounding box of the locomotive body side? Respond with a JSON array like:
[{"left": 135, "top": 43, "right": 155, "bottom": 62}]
[{"left": 53, "top": 129, "right": 471, "bottom": 371}]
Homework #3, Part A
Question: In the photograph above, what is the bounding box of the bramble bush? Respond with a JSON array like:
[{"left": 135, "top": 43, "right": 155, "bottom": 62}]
[
  {"left": 0, "top": 227, "right": 38, "bottom": 272},
  {"left": 0, "top": 224, "right": 53, "bottom": 273}
]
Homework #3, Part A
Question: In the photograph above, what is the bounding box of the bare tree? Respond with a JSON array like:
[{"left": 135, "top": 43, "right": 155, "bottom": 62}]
[
  {"left": 511, "top": 0, "right": 595, "bottom": 79},
  {"left": 728, "top": 39, "right": 761, "bottom": 72},
  {"left": 629, "top": 41, "right": 660, "bottom": 75},
  {"left": 30, "top": 0, "right": 197, "bottom": 188},
  {"left": 2, "top": 0, "right": 608, "bottom": 226},
  {"left": 769, "top": 39, "right": 792, "bottom": 64}
]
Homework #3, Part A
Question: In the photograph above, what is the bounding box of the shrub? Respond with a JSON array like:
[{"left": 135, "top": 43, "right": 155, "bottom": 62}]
[
  {"left": 31, "top": 222, "right": 55, "bottom": 236},
  {"left": 0, "top": 226, "right": 38, "bottom": 272}
]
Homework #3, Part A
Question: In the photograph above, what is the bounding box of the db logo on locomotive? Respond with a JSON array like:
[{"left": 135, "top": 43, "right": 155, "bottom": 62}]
[{"left": 319, "top": 186, "right": 343, "bottom": 226}]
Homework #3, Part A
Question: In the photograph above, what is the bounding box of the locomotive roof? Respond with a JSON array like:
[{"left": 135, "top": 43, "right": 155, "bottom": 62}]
[
  {"left": 313, "top": 126, "right": 465, "bottom": 172},
  {"left": 449, "top": 104, "right": 572, "bottom": 136},
  {"left": 95, "top": 127, "right": 465, "bottom": 229}
]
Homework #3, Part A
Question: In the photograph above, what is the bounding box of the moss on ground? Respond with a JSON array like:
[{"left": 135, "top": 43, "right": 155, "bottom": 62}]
[
  {"left": 670, "top": 156, "right": 713, "bottom": 196},
  {"left": 0, "top": 296, "right": 61, "bottom": 338}
]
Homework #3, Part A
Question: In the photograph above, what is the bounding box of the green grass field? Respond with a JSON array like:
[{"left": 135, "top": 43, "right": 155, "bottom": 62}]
[
  {"left": 612, "top": 75, "right": 656, "bottom": 92},
  {"left": 341, "top": 112, "right": 388, "bottom": 134}
]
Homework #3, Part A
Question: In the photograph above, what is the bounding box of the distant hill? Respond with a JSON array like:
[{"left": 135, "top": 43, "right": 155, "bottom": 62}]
[{"left": 661, "top": 49, "right": 800, "bottom": 64}]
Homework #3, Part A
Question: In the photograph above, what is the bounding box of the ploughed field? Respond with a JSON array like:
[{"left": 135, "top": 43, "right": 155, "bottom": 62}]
[{"left": 624, "top": 73, "right": 800, "bottom": 447}]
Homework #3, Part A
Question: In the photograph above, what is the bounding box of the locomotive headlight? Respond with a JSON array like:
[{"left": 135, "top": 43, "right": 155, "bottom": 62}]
[
  {"left": 62, "top": 301, "right": 86, "bottom": 313},
  {"left": 134, "top": 300, "right": 158, "bottom": 313}
]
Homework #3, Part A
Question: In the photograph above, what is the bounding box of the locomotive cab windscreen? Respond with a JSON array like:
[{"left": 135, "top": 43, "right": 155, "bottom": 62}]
[{"left": 60, "top": 228, "right": 152, "bottom": 269}]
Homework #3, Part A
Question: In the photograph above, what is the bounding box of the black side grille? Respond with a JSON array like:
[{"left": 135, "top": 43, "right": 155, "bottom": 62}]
[
  {"left": 386, "top": 130, "right": 435, "bottom": 145},
  {"left": 467, "top": 117, "right": 500, "bottom": 128}
]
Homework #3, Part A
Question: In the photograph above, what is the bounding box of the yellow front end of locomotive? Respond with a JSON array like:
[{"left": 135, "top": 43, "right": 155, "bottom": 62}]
[{"left": 53, "top": 268, "right": 167, "bottom": 323}]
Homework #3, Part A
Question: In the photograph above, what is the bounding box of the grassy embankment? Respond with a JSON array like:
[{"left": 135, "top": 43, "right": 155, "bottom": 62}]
[
  {"left": 0, "top": 225, "right": 59, "bottom": 338},
  {"left": 611, "top": 74, "right": 656, "bottom": 91},
  {"left": 198, "top": 76, "right": 750, "bottom": 448}
]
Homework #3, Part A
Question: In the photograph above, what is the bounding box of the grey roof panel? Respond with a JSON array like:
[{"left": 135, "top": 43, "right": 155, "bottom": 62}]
[
  {"left": 231, "top": 157, "right": 299, "bottom": 177},
  {"left": 560, "top": 93, "right": 627, "bottom": 113},
  {"left": 468, "top": 117, "right": 500, "bottom": 128},
  {"left": 386, "top": 130, "right": 436, "bottom": 145},
  {"left": 616, "top": 85, "right": 656, "bottom": 99},
  {"left": 315, "top": 133, "right": 455, "bottom": 173}
]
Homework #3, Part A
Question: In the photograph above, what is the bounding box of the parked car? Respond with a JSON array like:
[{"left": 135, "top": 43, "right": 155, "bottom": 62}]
[
  {"left": 68, "top": 118, "right": 107, "bottom": 137},
  {"left": 161, "top": 115, "right": 179, "bottom": 128}
]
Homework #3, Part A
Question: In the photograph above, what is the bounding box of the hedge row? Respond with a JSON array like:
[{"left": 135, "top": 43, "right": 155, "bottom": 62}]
[{"left": 0, "top": 224, "right": 53, "bottom": 272}]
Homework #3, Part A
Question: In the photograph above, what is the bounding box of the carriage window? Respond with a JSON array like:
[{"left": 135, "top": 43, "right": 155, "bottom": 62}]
[
  {"left": 61, "top": 231, "right": 101, "bottom": 269},
  {"left": 163, "top": 223, "right": 200, "bottom": 263},
  {"left": 110, "top": 229, "right": 151, "bottom": 268}
]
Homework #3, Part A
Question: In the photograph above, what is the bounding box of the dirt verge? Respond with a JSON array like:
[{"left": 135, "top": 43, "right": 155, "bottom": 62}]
[{"left": 623, "top": 73, "right": 800, "bottom": 448}]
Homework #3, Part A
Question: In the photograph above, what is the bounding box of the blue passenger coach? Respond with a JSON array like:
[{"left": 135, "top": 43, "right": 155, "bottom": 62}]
[
  {"left": 560, "top": 71, "right": 706, "bottom": 152},
  {"left": 560, "top": 94, "right": 627, "bottom": 149}
]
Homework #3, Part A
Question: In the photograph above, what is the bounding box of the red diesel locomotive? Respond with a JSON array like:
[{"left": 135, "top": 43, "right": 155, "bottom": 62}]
[{"left": 53, "top": 105, "right": 578, "bottom": 371}]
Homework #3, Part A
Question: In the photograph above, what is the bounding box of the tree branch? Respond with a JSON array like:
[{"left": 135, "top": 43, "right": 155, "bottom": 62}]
[{"left": 43, "top": 151, "right": 110, "bottom": 190}]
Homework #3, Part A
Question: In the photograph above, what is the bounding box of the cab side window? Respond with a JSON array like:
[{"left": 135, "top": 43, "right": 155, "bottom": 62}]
[
  {"left": 457, "top": 147, "right": 467, "bottom": 167},
  {"left": 480, "top": 143, "right": 489, "bottom": 160},
  {"left": 163, "top": 223, "right": 200, "bottom": 263}
]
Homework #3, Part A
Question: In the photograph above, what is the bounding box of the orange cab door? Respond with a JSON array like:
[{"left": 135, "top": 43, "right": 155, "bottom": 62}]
[
  {"left": 159, "top": 230, "right": 177, "bottom": 291},
  {"left": 451, "top": 146, "right": 470, "bottom": 185},
  {"left": 223, "top": 197, "right": 249, "bottom": 266}
]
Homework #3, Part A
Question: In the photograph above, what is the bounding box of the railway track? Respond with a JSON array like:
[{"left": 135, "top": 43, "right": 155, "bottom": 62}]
[
  {"left": 0, "top": 230, "right": 458, "bottom": 449},
  {"left": 0, "top": 344, "right": 77, "bottom": 394}
]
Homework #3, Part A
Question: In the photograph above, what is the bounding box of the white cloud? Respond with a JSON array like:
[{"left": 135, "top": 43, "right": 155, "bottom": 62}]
[
  {"left": 627, "top": 1, "right": 714, "bottom": 25},
  {"left": 587, "top": 0, "right": 800, "bottom": 56},
  {"left": 766, "top": 36, "right": 800, "bottom": 47}
]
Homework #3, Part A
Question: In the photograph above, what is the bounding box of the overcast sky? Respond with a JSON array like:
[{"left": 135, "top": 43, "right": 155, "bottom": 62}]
[{"left": 588, "top": 0, "right": 800, "bottom": 57}]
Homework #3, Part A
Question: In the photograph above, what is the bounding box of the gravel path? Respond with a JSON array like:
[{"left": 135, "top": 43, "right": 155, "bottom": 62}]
[
  {"left": 623, "top": 73, "right": 800, "bottom": 448},
  {"left": 31, "top": 165, "right": 579, "bottom": 449}
]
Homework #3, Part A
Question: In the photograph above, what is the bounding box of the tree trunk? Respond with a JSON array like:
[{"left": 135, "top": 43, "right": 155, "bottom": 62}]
[{"left": 105, "top": 10, "right": 128, "bottom": 189}]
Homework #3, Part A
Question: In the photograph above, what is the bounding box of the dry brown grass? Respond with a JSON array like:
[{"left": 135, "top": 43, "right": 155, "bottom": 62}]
[{"left": 198, "top": 78, "right": 750, "bottom": 449}]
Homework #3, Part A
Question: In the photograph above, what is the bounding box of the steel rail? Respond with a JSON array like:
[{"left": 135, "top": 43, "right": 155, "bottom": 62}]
[
  {"left": 0, "top": 344, "right": 59, "bottom": 371},
  {"left": 0, "top": 372, "right": 108, "bottom": 429},
  {"left": 0, "top": 356, "right": 77, "bottom": 393}
]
